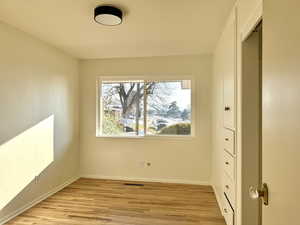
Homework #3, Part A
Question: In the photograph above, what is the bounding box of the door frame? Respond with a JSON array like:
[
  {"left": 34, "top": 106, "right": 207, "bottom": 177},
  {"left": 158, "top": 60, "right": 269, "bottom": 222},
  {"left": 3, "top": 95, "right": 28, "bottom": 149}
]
[{"left": 236, "top": 1, "right": 263, "bottom": 225}]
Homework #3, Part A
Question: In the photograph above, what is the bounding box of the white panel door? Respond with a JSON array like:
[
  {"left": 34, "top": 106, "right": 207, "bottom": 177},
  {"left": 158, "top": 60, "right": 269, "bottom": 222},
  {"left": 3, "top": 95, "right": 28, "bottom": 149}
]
[{"left": 262, "top": 0, "right": 300, "bottom": 224}]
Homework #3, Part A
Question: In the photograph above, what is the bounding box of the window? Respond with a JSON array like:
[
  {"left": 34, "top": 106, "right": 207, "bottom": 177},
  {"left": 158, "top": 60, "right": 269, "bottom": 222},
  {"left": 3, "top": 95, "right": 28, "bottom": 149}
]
[{"left": 97, "top": 78, "right": 193, "bottom": 137}]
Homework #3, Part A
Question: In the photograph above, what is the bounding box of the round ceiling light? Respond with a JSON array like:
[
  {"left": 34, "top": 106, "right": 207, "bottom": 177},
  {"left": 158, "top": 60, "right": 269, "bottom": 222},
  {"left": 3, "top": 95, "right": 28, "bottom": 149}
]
[{"left": 94, "top": 5, "right": 123, "bottom": 26}]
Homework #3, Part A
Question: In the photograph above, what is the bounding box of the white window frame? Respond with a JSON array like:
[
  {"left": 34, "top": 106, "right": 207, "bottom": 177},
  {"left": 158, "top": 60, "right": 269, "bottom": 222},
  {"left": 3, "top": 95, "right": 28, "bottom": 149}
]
[{"left": 96, "top": 75, "right": 196, "bottom": 139}]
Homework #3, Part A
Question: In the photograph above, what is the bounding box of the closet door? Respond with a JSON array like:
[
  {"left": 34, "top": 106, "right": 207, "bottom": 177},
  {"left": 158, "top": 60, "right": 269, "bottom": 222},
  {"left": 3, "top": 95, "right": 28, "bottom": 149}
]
[{"left": 222, "top": 13, "right": 236, "bottom": 130}]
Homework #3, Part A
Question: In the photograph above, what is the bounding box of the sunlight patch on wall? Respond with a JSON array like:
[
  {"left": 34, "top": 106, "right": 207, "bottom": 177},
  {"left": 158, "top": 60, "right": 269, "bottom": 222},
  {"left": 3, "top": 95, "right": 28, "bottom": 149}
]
[{"left": 0, "top": 115, "right": 54, "bottom": 210}]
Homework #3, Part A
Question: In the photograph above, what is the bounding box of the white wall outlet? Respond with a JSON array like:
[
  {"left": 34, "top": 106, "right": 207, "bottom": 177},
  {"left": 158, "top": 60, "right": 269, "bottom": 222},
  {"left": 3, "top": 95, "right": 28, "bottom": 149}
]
[
  {"left": 139, "top": 161, "right": 146, "bottom": 168},
  {"left": 139, "top": 161, "right": 151, "bottom": 168}
]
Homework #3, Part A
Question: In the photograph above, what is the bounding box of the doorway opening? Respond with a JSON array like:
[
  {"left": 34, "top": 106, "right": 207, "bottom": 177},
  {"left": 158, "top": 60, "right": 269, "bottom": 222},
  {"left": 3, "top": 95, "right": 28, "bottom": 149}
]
[{"left": 241, "top": 21, "right": 262, "bottom": 225}]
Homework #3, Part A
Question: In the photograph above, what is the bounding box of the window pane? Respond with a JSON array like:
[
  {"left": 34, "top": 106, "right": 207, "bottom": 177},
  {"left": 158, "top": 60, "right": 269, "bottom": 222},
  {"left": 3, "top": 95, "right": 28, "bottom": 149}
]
[
  {"left": 146, "top": 80, "right": 191, "bottom": 136},
  {"left": 101, "top": 81, "right": 144, "bottom": 136}
]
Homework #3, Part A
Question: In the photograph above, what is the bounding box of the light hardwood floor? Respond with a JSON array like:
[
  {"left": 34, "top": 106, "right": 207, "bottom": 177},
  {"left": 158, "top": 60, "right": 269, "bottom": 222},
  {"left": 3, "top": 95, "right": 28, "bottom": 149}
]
[{"left": 6, "top": 178, "right": 225, "bottom": 225}]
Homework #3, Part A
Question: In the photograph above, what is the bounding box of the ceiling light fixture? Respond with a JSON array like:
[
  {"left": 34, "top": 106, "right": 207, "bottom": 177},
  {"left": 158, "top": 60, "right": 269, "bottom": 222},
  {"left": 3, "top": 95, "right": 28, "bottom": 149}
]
[{"left": 94, "top": 5, "right": 123, "bottom": 26}]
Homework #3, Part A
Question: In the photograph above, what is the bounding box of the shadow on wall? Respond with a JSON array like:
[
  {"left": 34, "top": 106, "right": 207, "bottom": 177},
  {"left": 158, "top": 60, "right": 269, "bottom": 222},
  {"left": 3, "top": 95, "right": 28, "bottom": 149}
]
[{"left": 0, "top": 115, "right": 54, "bottom": 210}]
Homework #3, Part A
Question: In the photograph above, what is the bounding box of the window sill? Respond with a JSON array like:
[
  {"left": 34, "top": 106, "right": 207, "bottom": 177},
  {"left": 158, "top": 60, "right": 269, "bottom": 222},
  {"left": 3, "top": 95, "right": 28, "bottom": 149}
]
[{"left": 95, "top": 135, "right": 196, "bottom": 140}]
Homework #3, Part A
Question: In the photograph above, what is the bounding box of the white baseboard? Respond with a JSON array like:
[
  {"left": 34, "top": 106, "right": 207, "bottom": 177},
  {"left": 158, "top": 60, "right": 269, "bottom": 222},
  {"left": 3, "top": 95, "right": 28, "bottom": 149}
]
[
  {"left": 0, "top": 176, "right": 79, "bottom": 225},
  {"left": 80, "top": 174, "right": 210, "bottom": 186},
  {"left": 212, "top": 184, "right": 224, "bottom": 216}
]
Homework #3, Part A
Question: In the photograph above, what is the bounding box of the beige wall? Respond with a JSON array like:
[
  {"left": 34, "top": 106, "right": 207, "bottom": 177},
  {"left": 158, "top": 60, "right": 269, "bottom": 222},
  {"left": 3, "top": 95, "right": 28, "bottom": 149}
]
[
  {"left": 211, "top": 0, "right": 262, "bottom": 224},
  {"left": 79, "top": 55, "right": 212, "bottom": 184},
  {"left": 0, "top": 22, "right": 79, "bottom": 222}
]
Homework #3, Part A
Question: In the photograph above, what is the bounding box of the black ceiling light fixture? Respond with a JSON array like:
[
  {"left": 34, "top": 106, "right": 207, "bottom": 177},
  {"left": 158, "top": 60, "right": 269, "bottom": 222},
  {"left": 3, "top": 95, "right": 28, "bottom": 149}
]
[{"left": 94, "top": 5, "right": 123, "bottom": 26}]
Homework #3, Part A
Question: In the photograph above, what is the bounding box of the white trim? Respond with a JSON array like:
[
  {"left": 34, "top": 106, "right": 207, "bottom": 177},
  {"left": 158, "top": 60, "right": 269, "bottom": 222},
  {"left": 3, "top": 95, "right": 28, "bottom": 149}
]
[
  {"left": 236, "top": 1, "right": 263, "bottom": 225},
  {"left": 80, "top": 174, "right": 210, "bottom": 186},
  {"left": 212, "top": 185, "right": 225, "bottom": 216},
  {"left": 97, "top": 75, "right": 195, "bottom": 82},
  {"left": 0, "top": 176, "right": 79, "bottom": 225},
  {"left": 93, "top": 135, "right": 196, "bottom": 140},
  {"left": 241, "top": 0, "right": 263, "bottom": 41}
]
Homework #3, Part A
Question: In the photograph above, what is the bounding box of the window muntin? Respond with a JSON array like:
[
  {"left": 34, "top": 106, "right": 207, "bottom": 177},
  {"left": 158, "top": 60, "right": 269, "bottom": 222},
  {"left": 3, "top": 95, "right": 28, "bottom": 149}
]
[{"left": 98, "top": 79, "right": 192, "bottom": 137}]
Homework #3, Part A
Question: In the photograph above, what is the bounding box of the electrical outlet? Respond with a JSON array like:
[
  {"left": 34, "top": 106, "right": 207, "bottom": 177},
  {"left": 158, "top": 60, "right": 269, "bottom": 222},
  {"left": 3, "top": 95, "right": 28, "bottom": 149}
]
[
  {"left": 139, "top": 161, "right": 146, "bottom": 168},
  {"left": 139, "top": 161, "right": 151, "bottom": 168}
]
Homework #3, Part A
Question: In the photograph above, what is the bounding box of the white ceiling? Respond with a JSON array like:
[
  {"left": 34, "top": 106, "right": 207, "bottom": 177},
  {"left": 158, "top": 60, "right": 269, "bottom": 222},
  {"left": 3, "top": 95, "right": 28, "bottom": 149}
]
[{"left": 0, "top": 0, "right": 236, "bottom": 59}]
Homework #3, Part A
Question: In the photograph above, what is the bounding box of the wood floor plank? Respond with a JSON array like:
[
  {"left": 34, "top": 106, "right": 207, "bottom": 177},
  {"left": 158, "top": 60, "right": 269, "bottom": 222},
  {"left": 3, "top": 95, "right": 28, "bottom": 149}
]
[{"left": 6, "top": 178, "right": 225, "bottom": 225}]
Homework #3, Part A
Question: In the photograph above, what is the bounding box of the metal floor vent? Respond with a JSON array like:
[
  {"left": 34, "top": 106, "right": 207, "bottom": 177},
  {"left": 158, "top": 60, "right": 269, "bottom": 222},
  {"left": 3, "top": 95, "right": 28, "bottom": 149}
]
[{"left": 124, "top": 183, "right": 144, "bottom": 186}]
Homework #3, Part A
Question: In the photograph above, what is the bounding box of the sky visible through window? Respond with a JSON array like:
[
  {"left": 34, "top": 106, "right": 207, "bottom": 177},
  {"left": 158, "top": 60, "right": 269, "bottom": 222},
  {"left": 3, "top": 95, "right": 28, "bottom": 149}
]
[{"left": 165, "top": 82, "right": 190, "bottom": 110}]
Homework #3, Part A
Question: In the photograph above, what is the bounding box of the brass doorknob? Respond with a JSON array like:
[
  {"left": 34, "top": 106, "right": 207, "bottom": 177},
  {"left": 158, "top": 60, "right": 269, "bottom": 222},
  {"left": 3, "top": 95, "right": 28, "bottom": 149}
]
[{"left": 249, "top": 183, "right": 269, "bottom": 205}]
